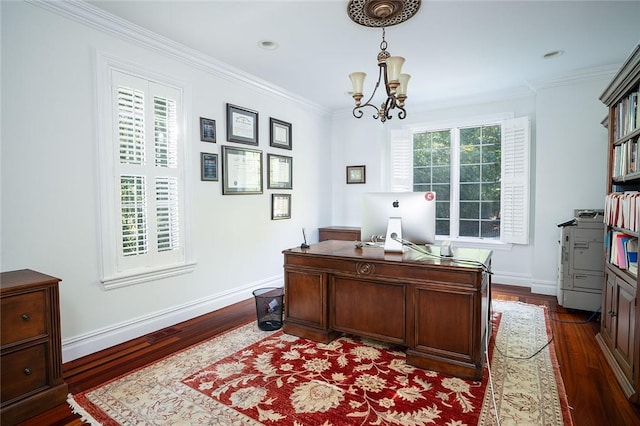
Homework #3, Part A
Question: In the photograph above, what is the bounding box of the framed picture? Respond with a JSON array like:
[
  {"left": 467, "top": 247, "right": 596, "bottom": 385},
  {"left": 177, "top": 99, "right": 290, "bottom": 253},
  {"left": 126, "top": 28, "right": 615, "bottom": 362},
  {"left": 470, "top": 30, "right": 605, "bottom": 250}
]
[
  {"left": 200, "top": 117, "right": 216, "bottom": 143},
  {"left": 267, "top": 154, "right": 293, "bottom": 189},
  {"left": 221, "top": 145, "right": 263, "bottom": 194},
  {"left": 346, "top": 165, "right": 366, "bottom": 184},
  {"left": 271, "top": 193, "right": 291, "bottom": 220},
  {"left": 200, "top": 152, "right": 218, "bottom": 181},
  {"left": 226, "top": 103, "right": 258, "bottom": 145},
  {"left": 270, "top": 117, "right": 292, "bottom": 150}
]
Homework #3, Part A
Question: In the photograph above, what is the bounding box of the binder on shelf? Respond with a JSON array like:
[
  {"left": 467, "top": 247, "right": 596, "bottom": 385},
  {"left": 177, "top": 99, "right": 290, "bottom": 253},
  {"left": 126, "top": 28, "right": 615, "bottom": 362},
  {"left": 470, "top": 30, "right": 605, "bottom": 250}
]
[{"left": 604, "top": 191, "right": 640, "bottom": 232}]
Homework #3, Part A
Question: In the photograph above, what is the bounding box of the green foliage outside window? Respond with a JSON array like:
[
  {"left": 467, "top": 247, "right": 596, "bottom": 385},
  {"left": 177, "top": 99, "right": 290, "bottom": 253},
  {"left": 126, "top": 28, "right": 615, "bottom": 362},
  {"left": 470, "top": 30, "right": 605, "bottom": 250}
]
[{"left": 413, "top": 125, "right": 501, "bottom": 239}]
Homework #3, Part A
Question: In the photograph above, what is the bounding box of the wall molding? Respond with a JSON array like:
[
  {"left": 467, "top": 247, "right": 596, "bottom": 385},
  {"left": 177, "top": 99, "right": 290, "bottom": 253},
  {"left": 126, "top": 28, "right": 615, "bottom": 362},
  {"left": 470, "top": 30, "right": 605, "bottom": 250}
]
[
  {"left": 62, "top": 275, "right": 283, "bottom": 362},
  {"left": 26, "top": 0, "right": 330, "bottom": 116}
]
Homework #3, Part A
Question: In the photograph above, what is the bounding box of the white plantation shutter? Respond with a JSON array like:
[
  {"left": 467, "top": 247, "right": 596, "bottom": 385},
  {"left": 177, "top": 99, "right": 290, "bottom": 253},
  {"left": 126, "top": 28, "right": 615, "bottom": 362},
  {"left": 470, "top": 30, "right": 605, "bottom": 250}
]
[
  {"left": 153, "top": 94, "right": 178, "bottom": 168},
  {"left": 500, "top": 117, "right": 530, "bottom": 244},
  {"left": 389, "top": 129, "right": 412, "bottom": 191},
  {"left": 120, "top": 175, "right": 148, "bottom": 256},
  {"left": 152, "top": 89, "right": 181, "bottom": 255},
  {"left": 111, "top": 70, "right": 185, "bottom": 275},
  {"left": 117, "top": 86, "right": 145, "bottom": 165},
  {"left": 155, "top": 176, "right": 180, "bottom": 252}
]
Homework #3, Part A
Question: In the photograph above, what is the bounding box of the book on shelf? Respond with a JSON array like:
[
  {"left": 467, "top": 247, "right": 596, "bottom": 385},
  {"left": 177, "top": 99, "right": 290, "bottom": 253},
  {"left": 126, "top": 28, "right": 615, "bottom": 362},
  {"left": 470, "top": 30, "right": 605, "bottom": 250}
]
[
  {"left": 627, "top": 238, "right": 638, "bottom": 276},
  {"left": 615, "top": 86, "right": 639, "bottom": 139},
  {"left": 612, "top": 137, "right": 639, "bottom": 178},
  {"left": 608, "top": 230, "right": 638, "bottom": 271}
]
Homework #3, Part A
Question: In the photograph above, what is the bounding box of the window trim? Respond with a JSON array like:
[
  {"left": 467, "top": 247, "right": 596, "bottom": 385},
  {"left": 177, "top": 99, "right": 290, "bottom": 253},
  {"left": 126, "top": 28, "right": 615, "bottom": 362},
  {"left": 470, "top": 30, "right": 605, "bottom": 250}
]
[{"left": 96, "top": 51, "right": 195, "bottom": 289}]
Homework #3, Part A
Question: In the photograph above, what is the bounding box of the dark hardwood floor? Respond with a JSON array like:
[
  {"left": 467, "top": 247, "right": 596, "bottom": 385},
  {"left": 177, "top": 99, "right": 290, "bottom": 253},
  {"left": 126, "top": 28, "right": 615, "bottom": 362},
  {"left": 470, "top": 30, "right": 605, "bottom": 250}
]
[{"left": 15, "top": 284, "right": 640, "bottom": 426}]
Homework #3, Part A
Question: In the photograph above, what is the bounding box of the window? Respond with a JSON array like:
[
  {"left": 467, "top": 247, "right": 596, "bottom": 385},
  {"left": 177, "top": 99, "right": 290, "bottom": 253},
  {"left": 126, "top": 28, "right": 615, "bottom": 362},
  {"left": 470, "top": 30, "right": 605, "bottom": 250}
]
[
  {"left": 390, "top": 117, "right": 529, "bottom": 244},
  {"left": 97, "top": 60, "right": 193, "bottom": 289}
]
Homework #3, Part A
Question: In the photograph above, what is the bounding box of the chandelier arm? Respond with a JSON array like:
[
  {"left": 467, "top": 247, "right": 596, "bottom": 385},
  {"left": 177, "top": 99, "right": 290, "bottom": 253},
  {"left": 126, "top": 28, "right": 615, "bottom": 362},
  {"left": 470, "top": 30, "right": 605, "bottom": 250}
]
[
  {"left": 381, "top": 62, "right": 393, "bottom": 98},
  {"left": 382, "top": 96, "right": 394, "bottom": 121},
  {"left": 358, "top": 64, "right": 385, "bottom": 109},
  {"left": 352, "top": 103, "right": 380, "bottom": 119}
]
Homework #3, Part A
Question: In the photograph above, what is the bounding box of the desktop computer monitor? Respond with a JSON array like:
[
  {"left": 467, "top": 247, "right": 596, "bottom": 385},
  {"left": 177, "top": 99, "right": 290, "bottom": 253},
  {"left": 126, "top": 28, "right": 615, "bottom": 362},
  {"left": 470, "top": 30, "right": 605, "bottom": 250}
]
[{"left": 361, "top": 192, "right": 436, "bottom": 251}]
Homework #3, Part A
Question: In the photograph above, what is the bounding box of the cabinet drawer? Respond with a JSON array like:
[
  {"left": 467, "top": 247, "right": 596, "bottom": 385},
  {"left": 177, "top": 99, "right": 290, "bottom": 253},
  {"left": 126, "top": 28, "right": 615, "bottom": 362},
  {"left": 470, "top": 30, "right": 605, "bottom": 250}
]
[
  {"left": 1, "top": 344, "right": 48, "bottom": 403},
  {"left": 1, "top": 291, "right": 47, "bottom": 346}
]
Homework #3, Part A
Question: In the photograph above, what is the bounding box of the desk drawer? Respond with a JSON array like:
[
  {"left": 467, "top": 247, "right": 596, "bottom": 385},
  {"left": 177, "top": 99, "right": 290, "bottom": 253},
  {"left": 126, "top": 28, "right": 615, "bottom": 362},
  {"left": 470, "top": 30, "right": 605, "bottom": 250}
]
[
  {"left": 1, "top": 291, "right": 47, "bottom": 346},
  {"left": 1, "top": 343, "right": 48, "bottom": 403}
]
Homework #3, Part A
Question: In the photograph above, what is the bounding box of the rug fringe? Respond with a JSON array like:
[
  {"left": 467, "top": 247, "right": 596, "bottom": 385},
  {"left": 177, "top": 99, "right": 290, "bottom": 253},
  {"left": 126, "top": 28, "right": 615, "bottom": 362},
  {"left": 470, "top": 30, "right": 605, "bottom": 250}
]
[{"left": 67, "top": 393, "right": 102, "bottom": 426}]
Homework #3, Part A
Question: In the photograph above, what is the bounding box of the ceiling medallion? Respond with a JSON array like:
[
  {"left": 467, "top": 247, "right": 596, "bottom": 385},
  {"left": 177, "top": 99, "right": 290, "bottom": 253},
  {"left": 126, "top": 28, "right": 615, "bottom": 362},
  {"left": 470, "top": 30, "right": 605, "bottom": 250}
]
[{"left": 347, "top": 0, "right": 421, "bottom": 28}]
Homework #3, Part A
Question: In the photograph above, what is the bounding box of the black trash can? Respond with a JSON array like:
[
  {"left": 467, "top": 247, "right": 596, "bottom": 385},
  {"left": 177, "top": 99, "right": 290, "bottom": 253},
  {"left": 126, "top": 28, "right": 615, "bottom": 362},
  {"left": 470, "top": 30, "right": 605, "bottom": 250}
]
[{"left": 252, "top": 287, "right": 284, "bottom": 331}]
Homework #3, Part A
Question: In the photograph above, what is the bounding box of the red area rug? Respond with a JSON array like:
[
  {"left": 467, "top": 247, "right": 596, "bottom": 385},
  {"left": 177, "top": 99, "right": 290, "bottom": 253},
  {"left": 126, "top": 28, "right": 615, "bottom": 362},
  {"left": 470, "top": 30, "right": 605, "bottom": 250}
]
[
  {"left": 68, "top": 301, "right": 573, "bottom": 425},
  {"left": 183, "top": 332, "right": 486, "bottom": 425}
]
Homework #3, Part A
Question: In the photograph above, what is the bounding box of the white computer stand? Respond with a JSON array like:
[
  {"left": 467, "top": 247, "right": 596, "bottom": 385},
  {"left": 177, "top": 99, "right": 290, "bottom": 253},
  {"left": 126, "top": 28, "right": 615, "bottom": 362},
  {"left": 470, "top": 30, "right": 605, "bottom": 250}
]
[{"left": 384, "top": 217, "right": 404, "bottom": 253}]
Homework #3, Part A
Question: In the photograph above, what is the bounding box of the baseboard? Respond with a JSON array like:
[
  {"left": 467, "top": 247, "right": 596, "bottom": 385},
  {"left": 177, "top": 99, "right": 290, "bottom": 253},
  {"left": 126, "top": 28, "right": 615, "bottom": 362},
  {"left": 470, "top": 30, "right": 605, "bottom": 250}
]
[
  {"left": 492, "top": 271, "right": 532, "bottom": 287},
  {"left": 492, "top": 272, "right": 558, "bottom": 296},
  {"left": 61, "top": 275, "right": 283, "bottom": 362},
  {"left": 530, "top": 278, "right": 558, "bottom": 296}
]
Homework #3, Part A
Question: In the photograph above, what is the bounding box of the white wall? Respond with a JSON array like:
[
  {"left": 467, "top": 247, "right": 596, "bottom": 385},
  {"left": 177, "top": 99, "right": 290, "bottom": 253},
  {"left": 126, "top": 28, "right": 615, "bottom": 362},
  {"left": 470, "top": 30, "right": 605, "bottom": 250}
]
[
  {"left": 331, "top": 79, "right": 610, "bottom": 294},
  {"left": 1, "top": 2, "right": 332, "bottom": 361},
  {"left": 532, "top": 77, "right": 610, "bottom": 293}
]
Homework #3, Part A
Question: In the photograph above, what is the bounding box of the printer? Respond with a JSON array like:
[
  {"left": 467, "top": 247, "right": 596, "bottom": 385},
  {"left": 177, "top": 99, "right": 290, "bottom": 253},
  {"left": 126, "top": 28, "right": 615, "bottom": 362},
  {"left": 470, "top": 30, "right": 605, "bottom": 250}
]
[{"left": 557, "top": 209, "right": 605, "bottom": 312}]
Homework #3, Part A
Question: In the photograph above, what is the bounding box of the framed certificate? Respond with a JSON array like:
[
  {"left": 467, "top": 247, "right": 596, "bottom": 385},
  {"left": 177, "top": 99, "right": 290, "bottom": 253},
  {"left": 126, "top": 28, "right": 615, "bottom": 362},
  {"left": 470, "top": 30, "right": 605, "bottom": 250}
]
[
  {"left": 267, "top": 154, "right": 292, "bottom": 189},
  {"left": 271, "top": 194, "right": 291, "bottom": 220},
  {"left": 270, "top": 117, "right": 292, "bottom": 150},
  {"left": 226, "top": 104, "right": 258, "bottom": 145},
  {"left": 221, "top": 145, "right": 263, "bottom": 194}
]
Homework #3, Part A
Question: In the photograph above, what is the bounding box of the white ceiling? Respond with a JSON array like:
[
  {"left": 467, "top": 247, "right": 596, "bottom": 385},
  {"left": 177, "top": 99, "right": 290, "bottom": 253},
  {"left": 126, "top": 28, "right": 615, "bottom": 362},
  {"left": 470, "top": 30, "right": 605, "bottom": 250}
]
[{"left": 87, "top": 0, "right": 640, "bottom": 112}]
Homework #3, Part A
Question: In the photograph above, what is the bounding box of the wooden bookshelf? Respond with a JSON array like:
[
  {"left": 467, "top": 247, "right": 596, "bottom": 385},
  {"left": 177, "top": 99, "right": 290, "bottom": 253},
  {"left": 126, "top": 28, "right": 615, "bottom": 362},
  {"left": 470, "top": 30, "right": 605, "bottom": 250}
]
[{"left": 599, "top": 44, "right": 640, "bottom": 404}]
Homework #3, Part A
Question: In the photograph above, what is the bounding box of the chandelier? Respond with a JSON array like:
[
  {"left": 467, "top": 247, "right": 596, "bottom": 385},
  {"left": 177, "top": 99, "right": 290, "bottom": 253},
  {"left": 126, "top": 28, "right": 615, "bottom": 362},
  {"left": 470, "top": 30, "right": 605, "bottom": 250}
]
[{"left": 347, "top": 0, "right": 421, "bottom": 122}]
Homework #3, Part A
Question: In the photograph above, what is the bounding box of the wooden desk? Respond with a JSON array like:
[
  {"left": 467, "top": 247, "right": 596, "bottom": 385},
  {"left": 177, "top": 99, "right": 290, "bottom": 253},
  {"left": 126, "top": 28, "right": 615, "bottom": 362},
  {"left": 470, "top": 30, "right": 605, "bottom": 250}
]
[{"left": 282, "top": 240, "right": 492, "bottom": 380}]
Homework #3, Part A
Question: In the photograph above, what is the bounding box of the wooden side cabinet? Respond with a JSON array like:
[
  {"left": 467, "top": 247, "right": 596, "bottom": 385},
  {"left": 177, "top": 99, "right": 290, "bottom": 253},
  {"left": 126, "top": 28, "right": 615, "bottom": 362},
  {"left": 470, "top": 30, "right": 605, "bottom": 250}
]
[
  {"left": 1, "top": 269, "right": 68, "bottom": 425},
  {"left": 596, "top": 265, "right": 637, "bottom": 401},
  {"left": 318, "top": 226, "right": 361, "bottom": 242}
]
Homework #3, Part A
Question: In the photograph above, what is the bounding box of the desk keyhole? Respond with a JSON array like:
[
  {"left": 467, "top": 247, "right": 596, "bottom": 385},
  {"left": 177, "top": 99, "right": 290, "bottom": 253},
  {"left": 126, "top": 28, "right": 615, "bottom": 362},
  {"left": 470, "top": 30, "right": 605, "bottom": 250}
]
[{"left": 22, "top": 313, "right": 31, "bottom": 321}]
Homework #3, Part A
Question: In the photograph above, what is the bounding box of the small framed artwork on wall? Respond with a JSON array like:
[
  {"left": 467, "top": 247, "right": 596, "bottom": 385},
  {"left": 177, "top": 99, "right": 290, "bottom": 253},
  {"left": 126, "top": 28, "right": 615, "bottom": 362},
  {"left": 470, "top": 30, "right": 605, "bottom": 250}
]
[
  {"left": 346, "top": 165, "right": 366, "bottom": 184},
  {"left": 200, "top": 152, "right": 218, "bottom": 181},
  {"left": 200, "top": 117, "right": 216, "bottom": 142}
]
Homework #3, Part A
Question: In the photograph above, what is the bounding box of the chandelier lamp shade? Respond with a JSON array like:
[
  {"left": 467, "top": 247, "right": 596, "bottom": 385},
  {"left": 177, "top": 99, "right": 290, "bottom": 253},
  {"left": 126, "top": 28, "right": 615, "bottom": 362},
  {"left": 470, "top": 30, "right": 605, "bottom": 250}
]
[{"left": 347, "top": 0, "right": 421, "bottom": 122}]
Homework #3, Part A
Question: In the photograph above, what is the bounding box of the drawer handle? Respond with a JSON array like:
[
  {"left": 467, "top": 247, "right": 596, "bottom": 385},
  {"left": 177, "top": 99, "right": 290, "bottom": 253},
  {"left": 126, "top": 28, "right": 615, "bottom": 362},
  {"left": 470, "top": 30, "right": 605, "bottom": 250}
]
[
  {"left": 24, "top": 368, "right": 32, "bottom": 376},
  {"left": 22, "top": 313, "right": 30, "bottom": 321}
]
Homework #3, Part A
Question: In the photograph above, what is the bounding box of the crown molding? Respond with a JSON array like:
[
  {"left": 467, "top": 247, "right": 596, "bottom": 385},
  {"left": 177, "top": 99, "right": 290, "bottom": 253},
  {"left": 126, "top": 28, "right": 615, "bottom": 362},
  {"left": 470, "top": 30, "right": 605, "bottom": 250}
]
[
  {"left": 526, "top": 63, "right": 620, "bottom": 92},
  {"left": 26, "top": 0, "right": 330, "bottom": 116}
]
